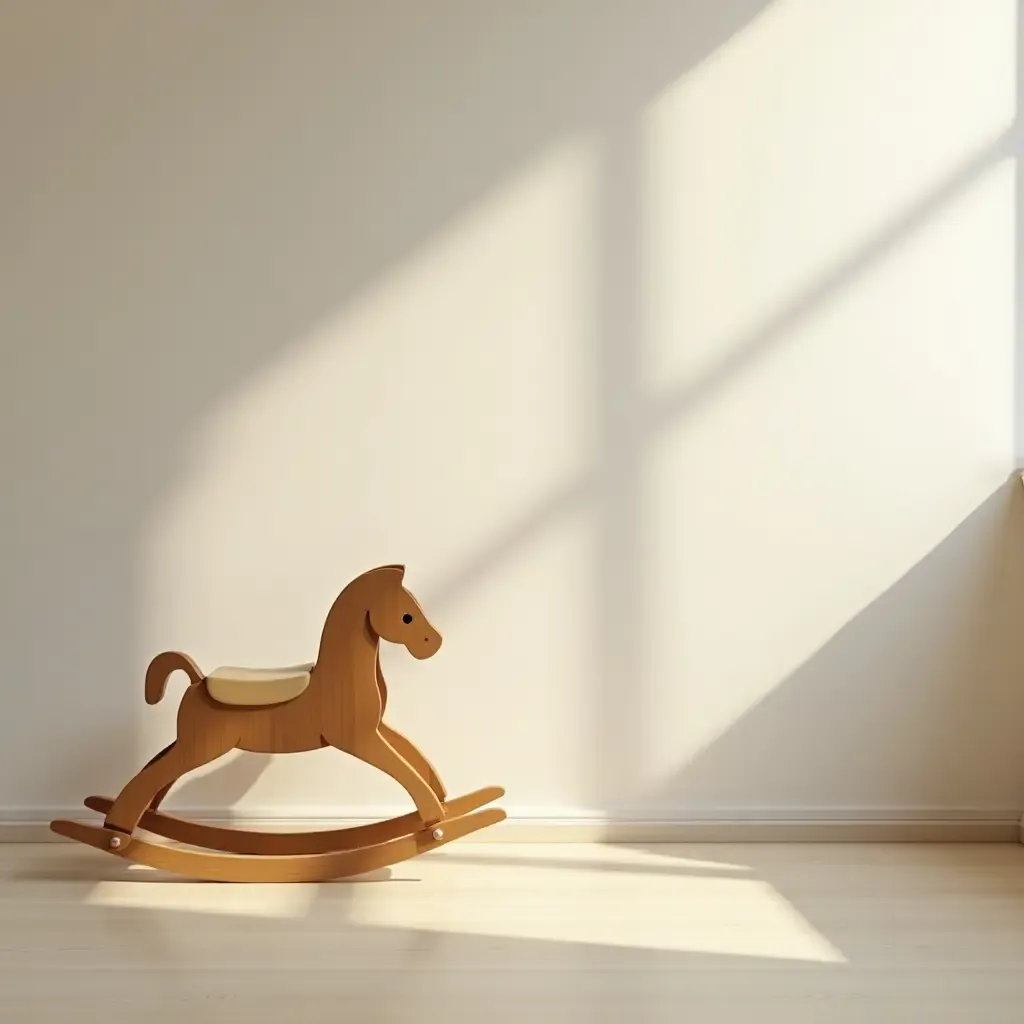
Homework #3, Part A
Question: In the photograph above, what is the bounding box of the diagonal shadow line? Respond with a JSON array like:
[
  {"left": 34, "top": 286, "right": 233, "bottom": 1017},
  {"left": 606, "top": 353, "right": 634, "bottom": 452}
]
[
  {"left": 429, "top": 850, "right": 752, "bottom": 879},
  {"left": 647, "top": 126, "right": 1017, "bottom": 432},
  {"left": 430, "top": 126, "right": 1016, "bottom": 610},
  {"left": 427, "top": 477, "right": 588, "bottom": 608}
]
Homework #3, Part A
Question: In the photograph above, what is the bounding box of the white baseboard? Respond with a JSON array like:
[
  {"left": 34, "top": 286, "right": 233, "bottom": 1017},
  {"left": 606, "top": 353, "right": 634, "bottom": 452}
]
[{"left": 2, "top": 807, "right": 1020, "bottom": 843}]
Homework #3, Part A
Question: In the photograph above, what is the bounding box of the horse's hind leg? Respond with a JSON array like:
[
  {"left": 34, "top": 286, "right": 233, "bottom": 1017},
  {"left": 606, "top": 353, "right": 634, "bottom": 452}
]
[
  {"left": 129, "top": 742, "right": 175, "bottom": 811},
  {"left": 377, "top": 722, "right": 447, "bottom": 801},
  {"left": 104, "top": 730, "right": 238, "bottom": 835}
]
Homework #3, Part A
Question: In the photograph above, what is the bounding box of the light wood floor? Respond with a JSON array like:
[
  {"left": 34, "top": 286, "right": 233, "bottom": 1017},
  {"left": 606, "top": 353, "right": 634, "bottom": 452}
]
[{"left": 2, "top": 840, "right": 1024, "bottom": 1021}]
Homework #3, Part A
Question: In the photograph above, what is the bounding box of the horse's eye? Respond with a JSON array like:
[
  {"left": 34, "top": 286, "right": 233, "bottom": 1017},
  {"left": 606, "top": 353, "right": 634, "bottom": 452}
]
[{"left": 402, "top": 613, "right": 413, "bottom": 624}]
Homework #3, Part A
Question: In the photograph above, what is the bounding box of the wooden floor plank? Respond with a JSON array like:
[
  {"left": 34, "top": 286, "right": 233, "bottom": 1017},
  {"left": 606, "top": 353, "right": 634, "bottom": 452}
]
[{"left": 2, "top": 842, "right": 1023, "bottom": 1021}]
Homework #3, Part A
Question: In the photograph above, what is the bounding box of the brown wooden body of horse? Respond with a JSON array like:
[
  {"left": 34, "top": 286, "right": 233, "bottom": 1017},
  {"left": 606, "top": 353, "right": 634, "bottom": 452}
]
[{"left": 103, "top": 565, "right": 449, "bottom": 836}]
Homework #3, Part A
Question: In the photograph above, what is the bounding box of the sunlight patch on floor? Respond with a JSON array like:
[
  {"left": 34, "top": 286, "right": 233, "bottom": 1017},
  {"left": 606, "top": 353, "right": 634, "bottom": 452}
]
[
  {"left": 349, "top": 859, "right": 846, "bottom": 964},
  {"left": 85, "top": 880, "right": 320, "bottom": 918}
]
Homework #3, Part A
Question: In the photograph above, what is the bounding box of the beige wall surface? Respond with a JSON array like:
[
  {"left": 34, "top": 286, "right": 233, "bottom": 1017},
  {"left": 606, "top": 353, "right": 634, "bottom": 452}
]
[{"left": 2, "top": 0, "right": 1023, "bottom": 823}]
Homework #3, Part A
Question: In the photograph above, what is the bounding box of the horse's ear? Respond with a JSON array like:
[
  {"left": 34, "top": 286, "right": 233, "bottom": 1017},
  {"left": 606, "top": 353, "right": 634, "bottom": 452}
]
[{"left": 378, "top": 563, "right": 406, "bottom": 580}]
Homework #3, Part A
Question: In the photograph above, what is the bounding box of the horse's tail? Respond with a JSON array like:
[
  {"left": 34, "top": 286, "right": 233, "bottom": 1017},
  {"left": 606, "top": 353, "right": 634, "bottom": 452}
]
[{"left": 145, "top": 651, "right": 204, "bottom": 705}]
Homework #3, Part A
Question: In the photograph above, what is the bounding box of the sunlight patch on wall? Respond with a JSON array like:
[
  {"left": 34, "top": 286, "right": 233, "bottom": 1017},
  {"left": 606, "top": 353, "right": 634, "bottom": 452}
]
[
  {"left": 640, "top": 0, "right": 1015, "bottom": 395},
  {"left": 632, "top": 0, "right": 1017, "bottom": 791},
  {"left": 642, "top": 153, "right": 1015, "bottom": 785},
  {"left": 136, "top": 135, "right": 600, "bottom": 805}
]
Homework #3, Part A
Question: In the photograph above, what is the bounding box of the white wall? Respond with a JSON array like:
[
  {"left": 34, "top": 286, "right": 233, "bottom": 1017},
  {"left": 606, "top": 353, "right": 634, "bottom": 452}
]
[{"left": 2, "top": 0, "right": 1023, "bottom": 824}]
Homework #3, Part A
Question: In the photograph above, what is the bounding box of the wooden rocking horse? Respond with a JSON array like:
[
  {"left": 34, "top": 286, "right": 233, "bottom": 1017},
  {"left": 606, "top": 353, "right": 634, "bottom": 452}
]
[{"left": 50, "top": 565, "right": 506, "bottom": 881}]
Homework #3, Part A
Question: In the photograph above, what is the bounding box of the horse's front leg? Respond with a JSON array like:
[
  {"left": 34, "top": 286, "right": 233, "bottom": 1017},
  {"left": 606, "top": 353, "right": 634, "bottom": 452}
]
[
  {"left": 374, "top": 653, "right": 446, "bottom": 800},
  {"left": 375, "top": 650, "right": 388, "bottom": 711},
  {"left": 377, "top": 721, "right": 447, "bottom": 801}
]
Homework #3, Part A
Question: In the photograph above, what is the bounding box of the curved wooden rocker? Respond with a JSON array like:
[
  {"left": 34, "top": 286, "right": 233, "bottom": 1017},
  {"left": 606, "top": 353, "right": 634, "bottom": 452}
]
[{"left": 50, "top": 565, "right": 506, "bottom": 881}]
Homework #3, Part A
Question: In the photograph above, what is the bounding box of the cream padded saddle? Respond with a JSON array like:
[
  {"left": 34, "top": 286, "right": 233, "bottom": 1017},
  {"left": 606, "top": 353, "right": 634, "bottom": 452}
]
[{"left": 205, "top": 664, "right": 314, "bottom": 707}]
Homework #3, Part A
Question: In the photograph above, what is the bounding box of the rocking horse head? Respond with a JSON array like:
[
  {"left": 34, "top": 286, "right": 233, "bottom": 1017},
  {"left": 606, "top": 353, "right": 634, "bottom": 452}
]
[{"left": 363, "top": 564, "right": 442, "bottom": 660}]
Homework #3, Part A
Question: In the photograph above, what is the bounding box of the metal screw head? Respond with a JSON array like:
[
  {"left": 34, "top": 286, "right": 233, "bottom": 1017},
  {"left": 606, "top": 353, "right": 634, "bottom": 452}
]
[
  {"left": 108, "top": 835, "right": 122, "bottom": 850},
  {"left": 432, "top": 827, "right": 444, "bottom": 841}
]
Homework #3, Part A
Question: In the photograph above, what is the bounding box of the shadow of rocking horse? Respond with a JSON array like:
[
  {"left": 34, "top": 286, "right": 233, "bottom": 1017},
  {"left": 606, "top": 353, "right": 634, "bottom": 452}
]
[{"left": 51, "top": 565, "right": 506, "bottom": 881}]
